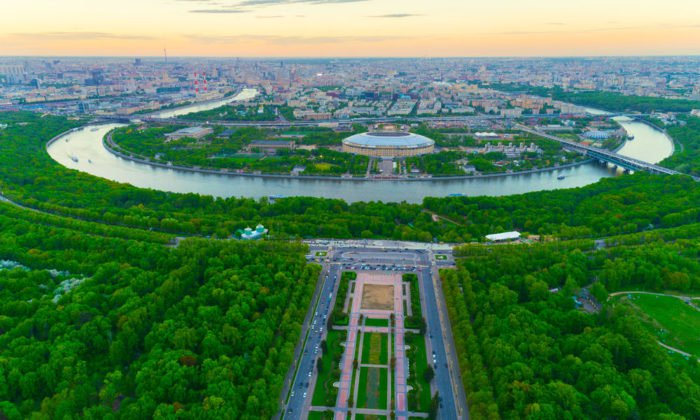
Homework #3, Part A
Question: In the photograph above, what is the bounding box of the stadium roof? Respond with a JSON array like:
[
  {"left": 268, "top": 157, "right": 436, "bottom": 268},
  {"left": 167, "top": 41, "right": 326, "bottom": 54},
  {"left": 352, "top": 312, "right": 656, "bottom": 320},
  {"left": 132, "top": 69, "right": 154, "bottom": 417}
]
[{"left": 343, "top": 132, "right": 434, "bottom": 149}]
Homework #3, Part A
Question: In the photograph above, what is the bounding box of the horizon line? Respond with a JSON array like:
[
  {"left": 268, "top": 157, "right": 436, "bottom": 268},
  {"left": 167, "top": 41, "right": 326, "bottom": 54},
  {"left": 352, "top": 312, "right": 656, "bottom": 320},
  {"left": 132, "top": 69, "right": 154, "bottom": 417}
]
[{"left": 1, "top": 54, "right": 700, "bottom": 59}]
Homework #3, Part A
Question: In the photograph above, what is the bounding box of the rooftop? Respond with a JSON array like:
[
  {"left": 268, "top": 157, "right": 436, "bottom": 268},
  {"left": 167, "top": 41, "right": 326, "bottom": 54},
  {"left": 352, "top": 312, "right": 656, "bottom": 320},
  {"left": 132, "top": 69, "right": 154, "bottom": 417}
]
[
  {"left": 485, "top": 231, "right": 521, "bottom": 242},
  {"left": 343, "top": 131, "right": 434, "bottom": 149}
]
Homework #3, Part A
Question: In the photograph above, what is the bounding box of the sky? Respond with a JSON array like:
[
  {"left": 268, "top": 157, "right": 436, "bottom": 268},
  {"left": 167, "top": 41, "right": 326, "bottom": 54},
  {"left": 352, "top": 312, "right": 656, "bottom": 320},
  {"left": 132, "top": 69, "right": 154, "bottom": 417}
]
[{"left": 0, "top": 0, "right": 699, "bottom": 57}]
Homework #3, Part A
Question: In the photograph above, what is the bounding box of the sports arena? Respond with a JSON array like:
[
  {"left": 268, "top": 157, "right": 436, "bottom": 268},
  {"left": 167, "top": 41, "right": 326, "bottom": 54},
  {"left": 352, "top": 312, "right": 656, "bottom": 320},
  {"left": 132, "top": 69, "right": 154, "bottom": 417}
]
[{"left": 342, "top": 125, "right": 435, "bottom": 158}]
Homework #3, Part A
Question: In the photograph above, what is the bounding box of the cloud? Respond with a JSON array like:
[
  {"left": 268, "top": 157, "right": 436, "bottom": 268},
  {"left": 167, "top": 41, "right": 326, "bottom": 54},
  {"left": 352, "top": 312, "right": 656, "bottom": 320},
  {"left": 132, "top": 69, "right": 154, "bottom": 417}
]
[
  {"left": 186, "top": 0, "right": 360, "bottom": 13},
  {"left": 496, "top": 26, "right": 640, "bottom": 36},
  {"left": 185, "top": 33, "right": 407, "bottom": 45},
  {"left": 8, "top": 32, "right": 155, "bottom": 41},
  {"left": 369, "top": 13, "right": 421, "bottom": 18},
  {"left": 189, "top": 8, "right": 248, "bottom": 13},
  {"left": 237, "top": 0, "right": 366, "bottom": 6}
]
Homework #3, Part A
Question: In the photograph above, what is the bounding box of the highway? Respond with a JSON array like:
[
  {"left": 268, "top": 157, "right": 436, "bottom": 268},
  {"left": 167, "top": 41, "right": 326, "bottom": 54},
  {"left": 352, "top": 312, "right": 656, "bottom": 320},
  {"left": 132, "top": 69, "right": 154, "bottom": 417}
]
[
  {"left": 283, "top": 249, "right": 341, "bottom": 419},
  {"left": 419, "top": 258, "right": 467, "bottom": 419}
]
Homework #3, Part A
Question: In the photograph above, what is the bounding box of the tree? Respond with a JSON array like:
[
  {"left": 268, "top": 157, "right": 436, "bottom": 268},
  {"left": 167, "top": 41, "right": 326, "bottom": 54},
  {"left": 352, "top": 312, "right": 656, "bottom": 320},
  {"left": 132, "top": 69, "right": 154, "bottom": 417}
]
[{"left": 423, "top": 365, "right": 435, "bottom": 383}]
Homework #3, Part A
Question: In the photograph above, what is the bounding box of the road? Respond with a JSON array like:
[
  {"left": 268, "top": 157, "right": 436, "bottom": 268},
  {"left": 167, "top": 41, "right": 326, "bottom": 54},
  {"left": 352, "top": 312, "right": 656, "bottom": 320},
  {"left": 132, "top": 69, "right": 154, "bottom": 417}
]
[
  {"left": 282, "top": 242, "right": 468, "bottom": 419},
  {"left": 516, "top": 124, "right": 683, "bottom": 177},
  {"left": 419, "top": 257, "right": 468, "bottom": 419},
  {"left": 283, "top": 249, "right": 341, "bottom": 419},
  {"left": 608, "top": 290, "right": 700, "bottom": 300}
]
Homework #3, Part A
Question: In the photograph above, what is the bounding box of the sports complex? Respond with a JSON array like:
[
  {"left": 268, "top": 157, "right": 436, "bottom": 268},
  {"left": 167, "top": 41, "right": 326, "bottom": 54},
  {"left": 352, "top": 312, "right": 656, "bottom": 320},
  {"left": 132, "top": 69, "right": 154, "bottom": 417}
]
[{"left": 342, "top": 125, "right": 435, "bottom": 158}]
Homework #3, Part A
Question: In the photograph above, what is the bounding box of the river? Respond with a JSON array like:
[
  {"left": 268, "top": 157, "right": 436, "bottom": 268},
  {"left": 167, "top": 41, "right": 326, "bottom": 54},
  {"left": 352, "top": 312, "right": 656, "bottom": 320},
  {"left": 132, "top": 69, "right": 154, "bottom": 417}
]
[
  {"left": 148, "top": 88, "right": 259, "bottom": 119},
  {"left": 45, "top": 101, "right": 674, "bottom": 204}
]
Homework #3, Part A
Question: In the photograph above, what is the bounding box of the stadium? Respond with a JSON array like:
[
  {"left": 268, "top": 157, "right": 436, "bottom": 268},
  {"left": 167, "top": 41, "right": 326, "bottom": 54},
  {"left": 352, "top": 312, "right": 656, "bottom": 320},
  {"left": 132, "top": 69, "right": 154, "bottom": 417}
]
[{"left": 342, "top": 124, "right": 435, "bottom": 158}]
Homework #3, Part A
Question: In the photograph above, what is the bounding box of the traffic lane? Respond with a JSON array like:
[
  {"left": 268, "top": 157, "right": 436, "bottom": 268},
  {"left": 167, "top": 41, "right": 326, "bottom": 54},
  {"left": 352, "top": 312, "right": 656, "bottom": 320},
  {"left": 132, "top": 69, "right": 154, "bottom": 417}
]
[
  {"left": 419, "top": 268, "right": 458, "bottom": 418},
  {"left": 286, "top": 265, "right": 340, "bottom": 419},
  {"left": 421, "top": 271, "right": 455, "bottom": 417}
]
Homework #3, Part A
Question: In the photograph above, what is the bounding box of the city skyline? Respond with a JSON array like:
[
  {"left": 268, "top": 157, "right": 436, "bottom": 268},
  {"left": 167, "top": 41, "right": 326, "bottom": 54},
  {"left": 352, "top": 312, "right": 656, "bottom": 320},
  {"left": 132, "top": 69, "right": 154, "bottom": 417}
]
[{"left": 1, "top": 0, "right": 700, "bottom": 57}]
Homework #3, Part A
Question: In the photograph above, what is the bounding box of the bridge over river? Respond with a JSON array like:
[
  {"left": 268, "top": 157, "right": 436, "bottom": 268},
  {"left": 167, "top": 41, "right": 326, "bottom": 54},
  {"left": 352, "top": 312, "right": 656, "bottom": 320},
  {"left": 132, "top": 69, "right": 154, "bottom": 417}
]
[{"left": 516, "top": 124, "right": 684, "bottom": 176}]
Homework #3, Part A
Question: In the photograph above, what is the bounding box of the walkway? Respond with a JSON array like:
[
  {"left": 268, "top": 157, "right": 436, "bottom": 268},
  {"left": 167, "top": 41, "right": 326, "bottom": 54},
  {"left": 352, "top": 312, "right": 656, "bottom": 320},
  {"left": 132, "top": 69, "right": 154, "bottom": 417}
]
[{"left": 334, "top": 272, "right": 411, "bottom": 420}]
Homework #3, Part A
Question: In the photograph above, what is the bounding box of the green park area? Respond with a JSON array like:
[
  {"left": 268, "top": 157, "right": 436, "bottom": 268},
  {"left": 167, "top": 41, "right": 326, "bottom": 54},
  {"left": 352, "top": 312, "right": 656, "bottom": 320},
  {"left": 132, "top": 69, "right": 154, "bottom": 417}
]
[
  {"left": 435, "top": 254, "right": 447, "bottom": 260},
  {"left": 617, "top": 294, "right": 700, "bottom": 358},
  {"left": 330, "top": 271, "right": 356, "bottom": 326},
  {"left": 315, "top": 251, "right": 327, "bottom": 256},
  {"left": 365, "top": 317, "right": 390, "bottom": 328},
  {"left": 405, "top": 333, "right": 432, "bottom": 412},
  {"left": 361, "top": 332, "right": 389, "bottom": 365},
  {"left": 355, "top": 415, "right": 387, "bottom": 420},
  {"left": 312, "top": 329, "right": 347, "bottom": 406},
  {"left": 356, "top": 367, "right": 389, "bottom": 409},
  {"left": 307, "top": 411, "right": 334, "bottom": 420},
  {"left": 403, "top": 273, "right": 425, "bottom": 330}
]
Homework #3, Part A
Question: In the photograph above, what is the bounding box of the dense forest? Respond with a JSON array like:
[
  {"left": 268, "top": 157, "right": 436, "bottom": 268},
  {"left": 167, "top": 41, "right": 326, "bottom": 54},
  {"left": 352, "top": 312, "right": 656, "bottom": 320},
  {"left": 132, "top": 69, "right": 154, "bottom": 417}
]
[
  {"left": 0, "top": 200, "right": 317, "bottom": 418},
  {"left": 444, "top": 224, "right": 700, "bottom": 418},
  {"left": 661, "top": 116, "right": 700, "bottom": 176}
]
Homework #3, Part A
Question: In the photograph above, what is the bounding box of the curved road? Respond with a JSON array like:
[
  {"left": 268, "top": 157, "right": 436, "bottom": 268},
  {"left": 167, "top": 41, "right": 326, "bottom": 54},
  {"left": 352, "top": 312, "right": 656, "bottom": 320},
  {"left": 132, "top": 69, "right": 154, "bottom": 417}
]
[{"left": 608, "top": 290, "right": 700, "bottom": 300}]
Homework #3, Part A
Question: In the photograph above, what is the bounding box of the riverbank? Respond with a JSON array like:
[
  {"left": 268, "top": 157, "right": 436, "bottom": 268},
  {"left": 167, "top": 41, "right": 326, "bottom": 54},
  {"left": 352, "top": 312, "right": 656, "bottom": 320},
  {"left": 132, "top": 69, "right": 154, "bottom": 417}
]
[
  {"left": 102, "top": 129, "right": 594, "bottom": 182},
  {"left": 147, "top": 87, "right": 256, "bottom": 119}
]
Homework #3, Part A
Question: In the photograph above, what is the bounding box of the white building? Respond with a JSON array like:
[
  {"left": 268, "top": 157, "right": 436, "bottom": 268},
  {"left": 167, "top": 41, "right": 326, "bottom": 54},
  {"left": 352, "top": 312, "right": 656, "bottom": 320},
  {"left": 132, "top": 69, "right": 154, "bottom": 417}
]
[{"left": 485, "top": 231, "right": 521, "bottom": 242}]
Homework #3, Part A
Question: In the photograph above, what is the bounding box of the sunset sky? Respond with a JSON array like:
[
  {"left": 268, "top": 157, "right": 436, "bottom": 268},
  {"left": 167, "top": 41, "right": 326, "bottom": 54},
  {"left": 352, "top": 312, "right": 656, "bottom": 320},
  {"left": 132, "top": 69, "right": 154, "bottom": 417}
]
[{"left": 1, "top": 0, "right": 699, "bottom": 57}]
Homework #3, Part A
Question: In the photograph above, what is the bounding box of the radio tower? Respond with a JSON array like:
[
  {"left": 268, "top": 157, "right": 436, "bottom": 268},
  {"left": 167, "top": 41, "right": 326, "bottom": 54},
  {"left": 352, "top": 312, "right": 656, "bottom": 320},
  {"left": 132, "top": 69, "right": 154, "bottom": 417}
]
[
  {"left": 194, "top": 72, "right": 199, "bottom": 95},
  {"left": 202, "top": 71, "right": 208, "bottom": 93}
]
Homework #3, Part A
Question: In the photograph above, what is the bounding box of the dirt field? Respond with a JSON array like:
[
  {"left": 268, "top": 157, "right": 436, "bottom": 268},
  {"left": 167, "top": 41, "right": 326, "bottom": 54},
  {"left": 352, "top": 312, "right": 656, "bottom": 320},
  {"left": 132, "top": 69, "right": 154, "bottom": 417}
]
[{"left": 361, "top": 284, "right": 394, "bottom": 310}]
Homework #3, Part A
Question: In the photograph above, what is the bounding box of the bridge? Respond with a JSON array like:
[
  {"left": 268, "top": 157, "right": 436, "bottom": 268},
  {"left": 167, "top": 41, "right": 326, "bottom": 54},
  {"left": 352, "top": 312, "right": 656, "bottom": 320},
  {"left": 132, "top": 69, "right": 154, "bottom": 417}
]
[{"left": 516, "top": 124, "right": 682, "bottom": 176}]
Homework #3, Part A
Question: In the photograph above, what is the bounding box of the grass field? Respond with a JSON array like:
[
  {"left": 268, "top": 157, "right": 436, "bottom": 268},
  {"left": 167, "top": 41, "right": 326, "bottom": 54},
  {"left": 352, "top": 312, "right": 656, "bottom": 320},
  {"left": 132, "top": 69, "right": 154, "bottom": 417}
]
[
  {"left": 365, "top": 317, "right": 389, "bottom": 328},
  {"left": 355, "top": 415, "right": 387, "bottom": 420},
  {"left": 307, "top": 411, "right": 335, "bottom": 420},
  {"left": 361, "top": 332, "right": 389, "bottom": 365},
  {"left": 405, "top": 333, "right": 432, "bottom": 412},
  {"left": 315, "top": 251, "right": 327, "bottom": 256},
  {"left": 331, "top": 271, "right": 356, "bottom": 326},
  {"left": 356, "top": 367, "right": 389, "bottom": 409},
  {"left": 435, "top": 254, "right": 448, "bottom": 260},
  {"left": 619, "top": 294, "right": 700, "bottom": 357},
  {"left": 312, "top": 329, "right": 346, "bottom": 406},
  {"left": 403, "top": 273, "right": 423, "bottom": 330}
]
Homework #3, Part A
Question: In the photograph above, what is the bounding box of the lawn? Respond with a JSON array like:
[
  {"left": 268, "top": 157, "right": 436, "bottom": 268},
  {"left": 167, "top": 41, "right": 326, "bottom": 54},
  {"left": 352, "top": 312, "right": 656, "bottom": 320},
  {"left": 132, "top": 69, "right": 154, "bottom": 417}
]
[
  {"left": 403, "top": 273, "right": 424, "bottom": 330},
  {"left": 355, "top": 415, "right": 387, "bottom": 420},
  {"left": 405, "top": 333, "right": 432, "bottom": 412},
  {"left": 356, "top": 367, "right": 389, "bottom": 409},
  {"left": 307, "top": 411, "right": 335, "bottom": 420},
  {"left": 331, "top": 271, "right": 356, "bottom": 326},
  {"left": 365, "top": 317, "right": 389, "bottom": 328},
  {"left": 315, "top": 251, "right": 327, "bottom": 256},
  {"left": 619, "top": 294, "right": 700, "bottom": 357},
  {"left": 435, "top": 254, "right": 448, "bottom": 260},
  {"left": 312, "top": 329, "right": 347, "bottom": 406},
  {"left": 361, "top": 332, "right": 389, "bottom": 365}
]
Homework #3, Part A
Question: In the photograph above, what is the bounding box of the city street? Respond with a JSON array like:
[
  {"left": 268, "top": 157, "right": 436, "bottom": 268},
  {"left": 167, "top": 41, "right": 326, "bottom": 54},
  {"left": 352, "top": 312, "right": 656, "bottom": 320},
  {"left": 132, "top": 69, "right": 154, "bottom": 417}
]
[{"left": 284, "top": 249, "right": 341, "bottom": 419}]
